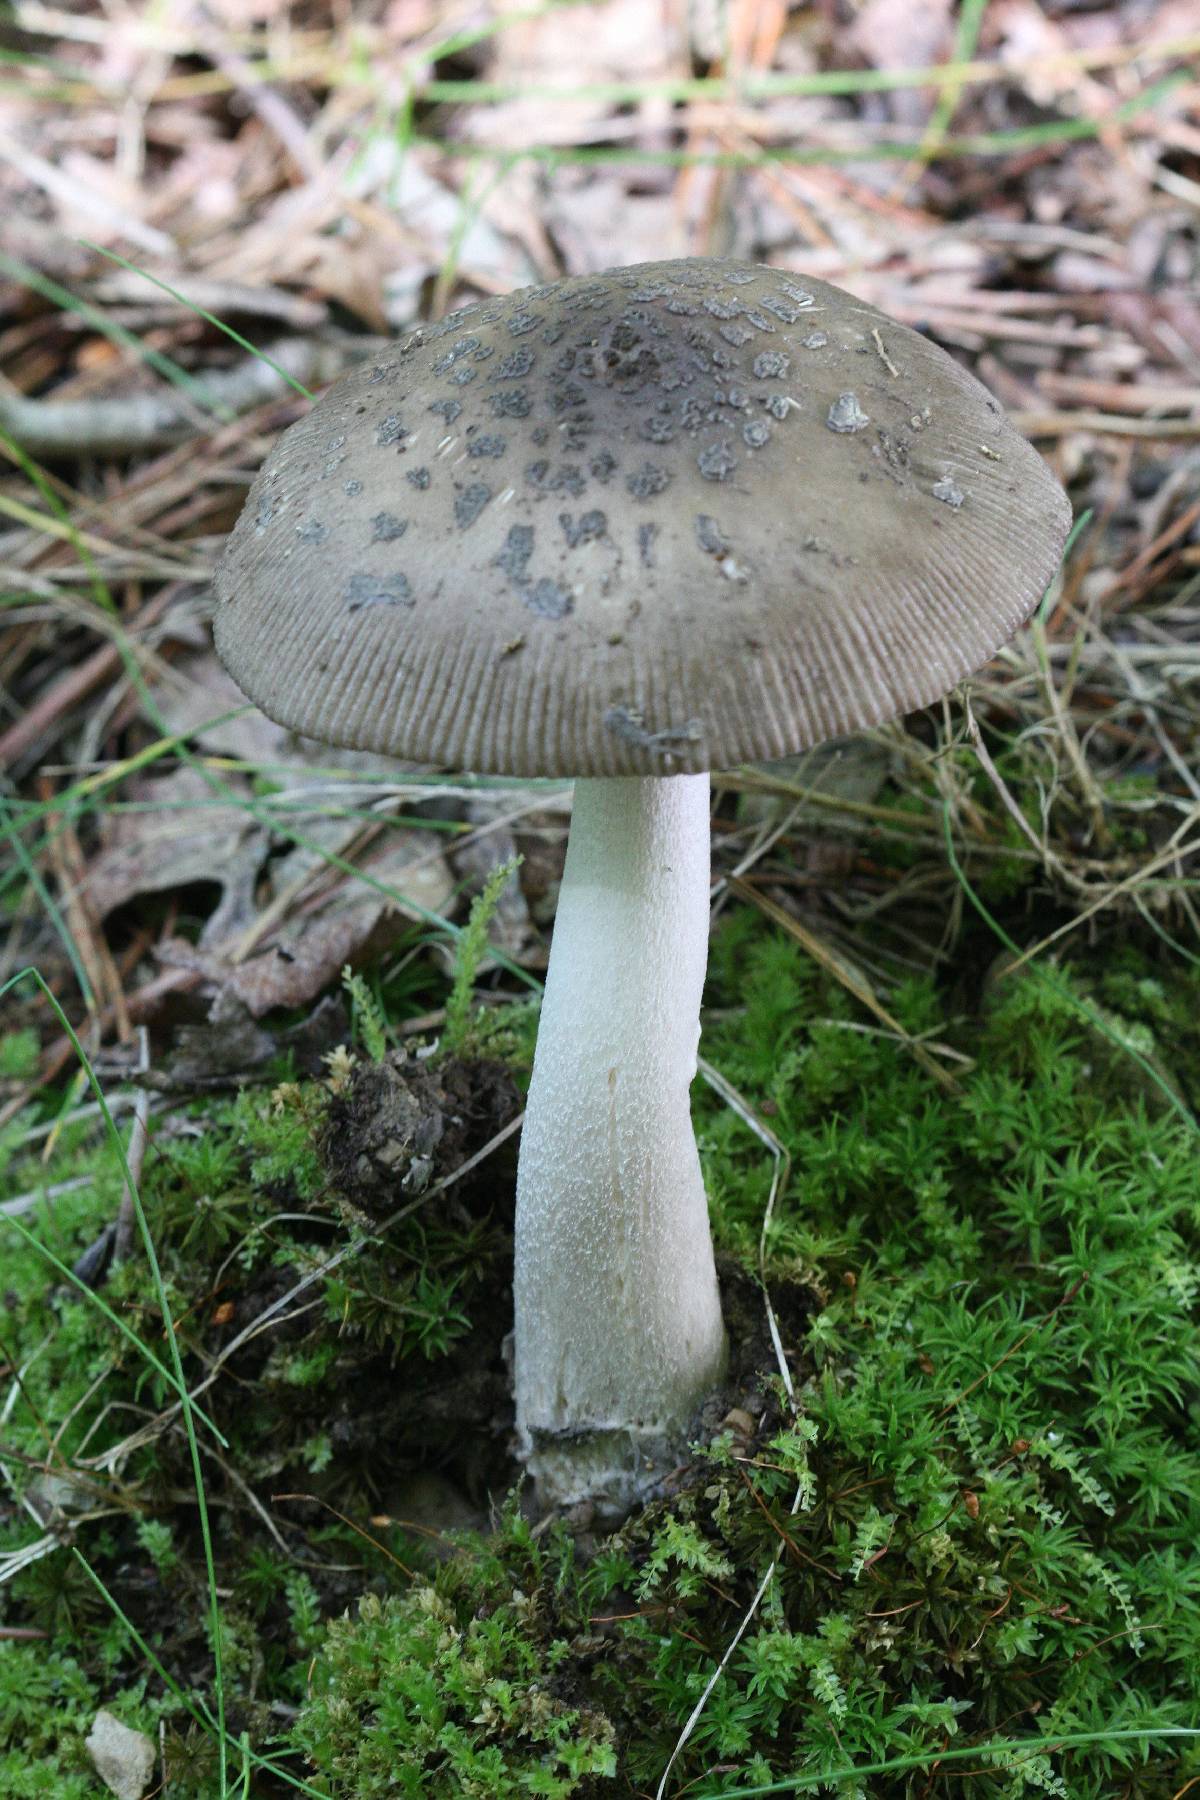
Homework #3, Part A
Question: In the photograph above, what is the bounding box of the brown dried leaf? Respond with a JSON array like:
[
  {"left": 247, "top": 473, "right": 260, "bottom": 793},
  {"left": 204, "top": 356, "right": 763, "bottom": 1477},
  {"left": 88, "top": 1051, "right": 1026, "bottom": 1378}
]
[
  {"left": 158, "top": 829, "right": 455, "bottom": 1016},
  {"left": 84, "top": 767, "right": 268, "bottom": 946},
  {"left": 147, "top": 1002, "right": 277, "bottom": 1091}
]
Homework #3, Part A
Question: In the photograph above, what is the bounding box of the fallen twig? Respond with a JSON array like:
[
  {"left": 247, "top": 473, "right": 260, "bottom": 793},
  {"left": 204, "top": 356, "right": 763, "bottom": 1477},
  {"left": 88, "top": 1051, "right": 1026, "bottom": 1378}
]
[
  {"left": 0, "top": 338, "right": 350, "bottom": 457},
  {"left": 1012, "top": 411, "right": 1200, "bottom": 440}
]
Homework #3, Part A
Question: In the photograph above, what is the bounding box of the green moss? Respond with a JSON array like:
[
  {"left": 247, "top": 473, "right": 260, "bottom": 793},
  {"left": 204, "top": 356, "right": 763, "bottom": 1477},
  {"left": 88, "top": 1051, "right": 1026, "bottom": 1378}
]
[
  {"left": 0, "top": 1643, "right": 154, "bottom": 1799},
  {"left": 292, "top": 932, "right": 1200, "bottom": 1797},
  {"left": 3, "top": 925, "right": 1198, "bottom": 1797},
  {"left": 0, "top": 1027, "right": 40, "bottom": 1082},
  {"left": 294, "top": 1514, "right": 617, "bottom": 1797}
]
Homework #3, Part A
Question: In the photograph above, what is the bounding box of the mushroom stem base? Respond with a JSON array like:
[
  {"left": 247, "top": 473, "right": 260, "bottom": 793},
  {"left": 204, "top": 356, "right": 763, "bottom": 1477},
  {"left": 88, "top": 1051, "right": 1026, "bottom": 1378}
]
[
  {"left": 514, "top": 773, "right": 726, "bottom": 1517},
  {"left": 521, "top": 1425, "right": 698, "bottom": 1523}
]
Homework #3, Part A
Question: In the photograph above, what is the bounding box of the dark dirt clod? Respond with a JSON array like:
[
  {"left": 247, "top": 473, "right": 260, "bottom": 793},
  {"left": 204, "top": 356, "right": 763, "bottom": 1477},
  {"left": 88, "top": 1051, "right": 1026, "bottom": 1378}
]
[{"left": 320, "top": 1049, "right": 522, "bottom": 1214}]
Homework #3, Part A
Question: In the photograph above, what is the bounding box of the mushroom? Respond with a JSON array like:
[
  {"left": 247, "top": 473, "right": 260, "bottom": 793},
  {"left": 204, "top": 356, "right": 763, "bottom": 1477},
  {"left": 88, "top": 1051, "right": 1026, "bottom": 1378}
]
[{"left": 214, "top": 258, "right": 1071, "bottom": 1515}]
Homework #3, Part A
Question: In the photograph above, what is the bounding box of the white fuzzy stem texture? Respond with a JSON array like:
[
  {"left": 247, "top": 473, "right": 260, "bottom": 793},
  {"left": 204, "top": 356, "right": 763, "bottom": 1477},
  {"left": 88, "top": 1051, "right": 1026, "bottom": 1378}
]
[{"left": 514, "top": 774, "right": 727, "bottom": 1514}]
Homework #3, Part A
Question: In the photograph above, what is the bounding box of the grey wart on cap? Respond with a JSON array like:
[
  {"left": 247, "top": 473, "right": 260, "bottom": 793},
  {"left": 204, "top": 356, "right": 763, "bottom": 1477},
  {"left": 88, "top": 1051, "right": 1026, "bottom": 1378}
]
[
  {"left": 214, "top": 257, "right": 1070, "bottom": 780},
  {"left": 215, "top": 259, "right": 1072, "bottom": 1518}
]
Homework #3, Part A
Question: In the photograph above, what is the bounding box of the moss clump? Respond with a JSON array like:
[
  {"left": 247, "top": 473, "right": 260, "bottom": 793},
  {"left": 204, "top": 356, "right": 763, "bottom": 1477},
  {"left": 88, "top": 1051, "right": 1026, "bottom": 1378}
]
[
  {"left": 0, "top": 1643, "right": 111, "bottom": 1799},
  {"left": 294, "top": 1511, "right": 616, "bottom": 1799}
]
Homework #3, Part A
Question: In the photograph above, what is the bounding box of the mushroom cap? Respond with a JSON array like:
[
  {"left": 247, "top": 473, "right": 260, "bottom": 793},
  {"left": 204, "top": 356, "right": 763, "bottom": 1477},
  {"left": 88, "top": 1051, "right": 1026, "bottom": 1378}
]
[{"left": 214, "top": 259, "right": 1071, "bottom": 777}]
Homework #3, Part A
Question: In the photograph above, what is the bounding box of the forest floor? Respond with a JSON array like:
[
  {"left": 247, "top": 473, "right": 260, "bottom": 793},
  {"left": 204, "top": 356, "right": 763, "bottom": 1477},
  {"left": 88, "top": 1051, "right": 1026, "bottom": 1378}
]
[{"left": 1, "top": 2, "right": 1199, "bottom": 1796}]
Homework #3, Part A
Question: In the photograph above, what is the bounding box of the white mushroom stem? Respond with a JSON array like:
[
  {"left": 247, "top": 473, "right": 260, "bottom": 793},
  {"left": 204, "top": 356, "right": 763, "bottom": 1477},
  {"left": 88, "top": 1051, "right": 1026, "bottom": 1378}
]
[{"left": 514, "top": 773, "right": 727, "bottom": 1515}]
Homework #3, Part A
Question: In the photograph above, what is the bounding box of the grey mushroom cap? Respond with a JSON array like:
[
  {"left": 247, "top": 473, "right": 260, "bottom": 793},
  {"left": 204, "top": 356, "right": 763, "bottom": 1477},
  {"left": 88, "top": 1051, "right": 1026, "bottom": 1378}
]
[{"left": 214, "top": 258, "right": 1071, "bottom": 777}]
